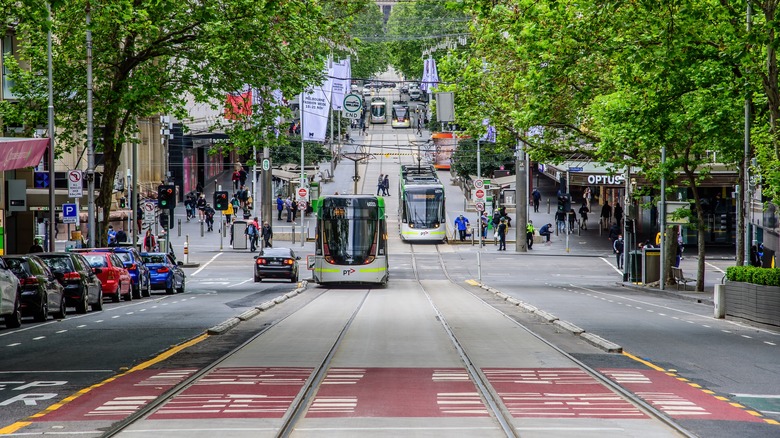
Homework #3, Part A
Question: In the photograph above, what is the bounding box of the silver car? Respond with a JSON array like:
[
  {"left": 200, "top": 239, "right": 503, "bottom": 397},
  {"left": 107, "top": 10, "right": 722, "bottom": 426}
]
[{"left": 0, "top": 257, "right": 22, "bottom": 328}]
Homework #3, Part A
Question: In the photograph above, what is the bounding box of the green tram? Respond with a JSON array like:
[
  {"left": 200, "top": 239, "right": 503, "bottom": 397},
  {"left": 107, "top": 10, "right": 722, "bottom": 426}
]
[{"left": 310, "top": 195, "right": 389, "bottom": 285}]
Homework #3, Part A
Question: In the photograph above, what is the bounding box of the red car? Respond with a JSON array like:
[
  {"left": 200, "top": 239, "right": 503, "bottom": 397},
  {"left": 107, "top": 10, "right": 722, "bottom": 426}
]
[{"left": 82, "top": 252, "right": 132, "bottom": 302}]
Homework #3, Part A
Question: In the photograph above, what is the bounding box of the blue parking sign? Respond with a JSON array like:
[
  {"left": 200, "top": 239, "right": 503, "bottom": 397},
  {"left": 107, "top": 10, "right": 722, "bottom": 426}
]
[{"left": 63, "top": 203, "right": 78, "bottom": 224}]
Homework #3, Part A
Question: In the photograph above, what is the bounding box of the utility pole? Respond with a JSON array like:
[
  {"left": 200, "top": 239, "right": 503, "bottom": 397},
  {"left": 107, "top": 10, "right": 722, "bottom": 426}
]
[
  {"left": 132, "top": 139, "right": 138, "bottom": 251},
  {"left": 515, "top": 139, "right": 527, "bottom": 252},
  {"left": 262, "top": 147, "right": 272, "bottom": 225},
  {"left": 741, "top": 2, "right": 753, "bottom": 265},
  {"left": 86, "top": 2, "right": 96, "bottom": 248},
  {"left": 46, "top": 2, "right": 56, "bottom": 251},
  {"left": 660, "top": 145, "right": 667, "bottom": 290}
]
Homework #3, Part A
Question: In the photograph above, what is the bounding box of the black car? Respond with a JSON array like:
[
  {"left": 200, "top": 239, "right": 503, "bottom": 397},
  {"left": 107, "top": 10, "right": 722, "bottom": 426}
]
[
  {"left": 254, "top": 248, "right": 300, "bottom": 283},
  {"left": 38, "top": 252, "right": 103, "bottom": 313},
  {"left": 2, "top": 255, "right": 66, "bottom": 322},
  {"left": 91, "top": 247, "right": 150, "bottom": 298}
]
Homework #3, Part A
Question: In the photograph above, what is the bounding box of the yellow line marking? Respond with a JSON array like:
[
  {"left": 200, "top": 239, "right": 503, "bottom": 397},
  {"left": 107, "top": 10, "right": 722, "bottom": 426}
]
[
  {"left": 6, "top": 333, "right": 209, "bottom": 431},
  {"left": 765, "top": 419, "right": 780, "bottom": 425},
  {"left": 621, "top": 351, "right": 667, "bottom": 372},
  {"left": 0, "top": 422, "right": 31, "bottom": 434},
  {"left": 746, "top": 410, "right": 763, "bottom": 417},
  {"left": 688, "top": 383, "right": 702, "bottom": 388},
  {"left": 465, "top": 279, "right": 479, "bottom": 286},
  {"left": 715, "top": 396, "right": 729, "bottom": 401},
  {"left": 730, "top": 402, "right": 745, "bottom": 408}
]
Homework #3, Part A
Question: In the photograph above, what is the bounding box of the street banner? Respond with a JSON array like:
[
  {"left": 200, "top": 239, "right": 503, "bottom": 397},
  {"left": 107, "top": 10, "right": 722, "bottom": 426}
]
[
  {"left": 224, "top": 86, "right": 252, "bottom": 120},
  {"left": 481, "top": 118, "right": 496, "bottom": 143},
  {"left": 420, "top": 57, "right": 439, "bottom": 92},
  {"left": 330, "top": 58, "right": 351, "bottom": 110},
  {"left": 301, "top": 65, "right": 332, "bottom": 142}
]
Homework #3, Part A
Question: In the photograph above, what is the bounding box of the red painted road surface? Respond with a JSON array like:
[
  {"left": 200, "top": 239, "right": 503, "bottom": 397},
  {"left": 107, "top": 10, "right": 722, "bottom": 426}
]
[
  {"left": 35, "top": 369, "right": 196, "bottom": 422},
  {"left": 601, "top": 368, "right": 767, "bottom": 422}
]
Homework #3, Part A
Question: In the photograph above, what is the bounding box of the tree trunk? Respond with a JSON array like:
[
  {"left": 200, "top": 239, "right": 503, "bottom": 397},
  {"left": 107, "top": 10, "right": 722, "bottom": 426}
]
[{"left": 95, "top": 126, "right": 122, "bottom": 247}]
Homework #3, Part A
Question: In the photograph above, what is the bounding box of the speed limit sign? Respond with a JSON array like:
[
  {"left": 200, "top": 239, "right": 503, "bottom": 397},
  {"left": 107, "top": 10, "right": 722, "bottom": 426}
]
[{"left": 474, "top": 179, "right": 484, "bottom": 189}]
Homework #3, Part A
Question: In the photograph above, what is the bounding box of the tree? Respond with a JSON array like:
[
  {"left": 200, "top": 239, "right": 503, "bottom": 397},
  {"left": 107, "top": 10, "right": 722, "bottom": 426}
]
[
  {"left": 348, "top": 2, "right": 387, "bottom": 80},
  {"left": 0, "top": 0, "right": 364, "bottom": 245}
]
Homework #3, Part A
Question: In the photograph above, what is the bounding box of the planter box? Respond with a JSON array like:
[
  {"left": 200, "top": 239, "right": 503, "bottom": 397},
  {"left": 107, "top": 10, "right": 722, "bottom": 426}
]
[{"left": 724, "top": 281, "right": 780, "bottom": 328}]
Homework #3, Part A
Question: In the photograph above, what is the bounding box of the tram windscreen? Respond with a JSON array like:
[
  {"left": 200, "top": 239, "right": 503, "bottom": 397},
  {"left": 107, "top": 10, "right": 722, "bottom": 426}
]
[
  {"left": 392, "top": 106, "right": 407, "bottom": 120},
  {"left": 371, "top": 103, "right": 385, "bottom": 118},
  {"left": 322, "top": 198, "right": 378, "bottom": 265},
  {"left": 404, "top": 188, "right": 444, "bottom": 227}
]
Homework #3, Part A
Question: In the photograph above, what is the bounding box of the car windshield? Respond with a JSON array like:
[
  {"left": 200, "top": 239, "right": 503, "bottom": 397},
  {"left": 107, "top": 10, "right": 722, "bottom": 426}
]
[
  {"left": 259, "top": 249, "right": 293, "bottom": 258},
  {"left": 38, "top": 256, "right": 74, "bottom": 273},
  {"left": 3, "top": 258, "right": 29, "bottom": 277},
  {"left": 84, "top": 255, "right": 108, "bottom": 268},
  {"left": 142, "top": 254, "right": 168, "bottom": 264}
]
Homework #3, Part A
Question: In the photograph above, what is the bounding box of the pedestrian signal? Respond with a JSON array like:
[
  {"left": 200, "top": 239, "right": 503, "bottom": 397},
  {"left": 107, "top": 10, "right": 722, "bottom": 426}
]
[
  {"left": 214, "top": 191, "right": 229, "bottom": 211},
  {"left": 119, "top": 197, "right": 126, "bottom": 209},
  {"left": 157, "top": 185, "right": 176, "bottom": 209}
]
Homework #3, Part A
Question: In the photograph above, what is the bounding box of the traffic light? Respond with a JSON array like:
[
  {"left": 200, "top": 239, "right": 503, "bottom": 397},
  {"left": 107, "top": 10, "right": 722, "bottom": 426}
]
[
  {"left": 119, "top": 197, "right": 126, "bottom": 209},
  {"left": 214, "top": 191, "right": 229, "bottom": 211},
  {"left": 159, "top": 211, "right": 173, "bottom": 229},
  {"left": 558, "top": 195, "right": 566, "bottom": 212},
  {"left": 157, "top": 185, "right": 175, "bottom": 210}
]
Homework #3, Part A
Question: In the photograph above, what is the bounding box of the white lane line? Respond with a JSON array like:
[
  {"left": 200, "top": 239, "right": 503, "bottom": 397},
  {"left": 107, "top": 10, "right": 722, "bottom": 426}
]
[
  {"left": 228, "top": 278, "right": 253, "bottom": 288},
  {"left": 191, "top": 253, "right": 223, "bottom": 277},
  {"left": 7, "top": 343, "right": 20, "bottom": 347},
  {"left": 77, "top": 325, "right": 86, "bottom": 328},
  {"left": 705, "top": 262, "right": 725, "bottom": 273},
  {"left": 766, "top": 342, "right": 777, "bottom": 346},
  {"left": 112, "top": 315, "right": 120, "bottom": 319},
  {"left": 56, "top": 330, "right": 67, "bottom": 334},
  {"left": 33, "top": 336, "right": 45, "bottom": 340},
  {"left": 600, "top": 257, "right": 623, "bottom": 274}
]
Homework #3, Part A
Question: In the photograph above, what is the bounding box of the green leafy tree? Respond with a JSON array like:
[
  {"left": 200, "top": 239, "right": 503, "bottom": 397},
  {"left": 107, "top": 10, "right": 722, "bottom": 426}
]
[
  {"left": 348, "top": 2, "right": 387, "bottom": 80},
  {"left": 0, "top": 0, "right": 362, "bottom": 245}
]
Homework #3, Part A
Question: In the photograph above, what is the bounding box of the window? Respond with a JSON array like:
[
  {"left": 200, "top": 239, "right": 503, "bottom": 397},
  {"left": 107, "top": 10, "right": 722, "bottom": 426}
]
[{"left": 2, "top": 33, "right": 17, "bottom": 100}]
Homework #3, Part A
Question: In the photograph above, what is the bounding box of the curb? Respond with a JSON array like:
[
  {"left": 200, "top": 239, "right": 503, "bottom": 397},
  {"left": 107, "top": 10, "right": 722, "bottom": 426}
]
[
  {"left": 206, "top": 280, "right": 309, "bottom": 335},
  {"left": 180, "top": 263, "right": 201, "bottom": 268},
  {"left": 470, "top": 279, "right": 624, "bottom": 353}
]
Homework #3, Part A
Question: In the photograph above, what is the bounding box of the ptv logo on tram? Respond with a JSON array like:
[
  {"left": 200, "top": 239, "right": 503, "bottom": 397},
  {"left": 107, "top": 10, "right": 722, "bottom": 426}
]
[{"left": 342, "top": 268, "right": 356, "bottom": 276}]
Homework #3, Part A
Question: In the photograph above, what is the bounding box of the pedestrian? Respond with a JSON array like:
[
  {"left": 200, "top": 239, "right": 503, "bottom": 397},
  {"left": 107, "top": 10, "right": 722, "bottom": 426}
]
[
  {"left": 498, "top": 206, "right": 511, "bottom": 228},
  {"left": 261, "top": 222, "right": 273, "bottom": 248},
  {"left": 567, "top": 208, "right": 577, "bottom": 233},
  {"left": 276, "top": 194, "right": 284, "bottom": 220},
  {"left": 239, "top": 168, "right": 248, "bottom": 187},
  {"left": 416, "top": 117, "right": 423, "bottom": 136},
  {"left": 107, "top": 225, "right": 117, "bottom": 246},
  {"left": 196, "top": 194, "right": 207, "bottom": 222},
  {"left": 480, "top": 211, "right": 489, "bottom": 240},
  {"left": 583, "top": 187, "right": 592, "bottom": 209},
  {"left": 532, "top": 188, "right": 541, "bottom": 212},
  {"left": 184, "top": 194, "right": 193, "bottom": 222},
  {"left": 578, "top": 203, "right": 589, "bottom": 230},
  {"left": 377, "top": 174, "right": 384, "bottom": 196},
  {"left": 525, "top": 220, "right": 535, "bottom": 250},
  {"left": 614, "top": 202, "right": 623, "bottom": 226},
  {"left": 28, "top": 238, "right": 44, "bottom": 253},
  {"left": 555, "top": 209, "right": 566, "bottom": 234},
  {"left": 238, "top": 186, "right": 249, "bottom": 207},
  {"left": 285, "top": 197, "right": 293, "bottom": 222},
  {"left": 750, "top": 243, "right": 762, "bottom": 267},
  {"left": 245, "top": 219, "right": 258, "bottom": 252},
  {"left": 538, "top": 223, "right": 553, "bottom": 242},
  {"left": 204, "top": 204, "right": 216, "bottom": 231},
  {"left": 613, "top": 234, "right": 624, "bottom": 269},
  {"left": 231, "top": 169, "right": 241, "bottom": 191},
  {"left": 600, "top": 201, "right": 612, "bottom": 230},
  {"left": 143, "top": 229, "right": 156, "bottom": 252},
  {"left": 382, "top": 174, "right": 390, "bottom": 196},
  {"left": 608, "top": 222, "right": 620, "bottom": 242},
  {"left": 454, "top": 214, "right": 470, "bottom": 241},
  {"left": 115, "top": 228, "right": 128, "bottom": 244},
  {"left": 231, "top": 193, "right": 241, "bottom": 214},
  {"left": 497, "top": 219, "right": 508, "bottom": 250},
  {"left": 225, "top": 200, "right": 234, "bottom": 224}
]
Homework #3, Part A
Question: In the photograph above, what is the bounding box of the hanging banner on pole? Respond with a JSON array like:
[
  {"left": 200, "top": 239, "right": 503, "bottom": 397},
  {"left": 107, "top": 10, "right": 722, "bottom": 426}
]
[
  {"left": 301, "top": 63, "right": 332, "bottom": 142},
  {"left": 330, "top": 58, "right": 350, "bottom": 111}
]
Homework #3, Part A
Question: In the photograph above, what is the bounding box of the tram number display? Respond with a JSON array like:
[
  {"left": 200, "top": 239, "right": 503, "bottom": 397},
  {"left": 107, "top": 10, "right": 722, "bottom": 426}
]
[{"left": 330, "top": 207, "right": 347, "bottom": 218}]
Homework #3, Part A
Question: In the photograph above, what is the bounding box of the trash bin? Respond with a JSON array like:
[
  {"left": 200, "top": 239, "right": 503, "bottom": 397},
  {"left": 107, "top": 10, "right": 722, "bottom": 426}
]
[
  {"left": 628, "top": 250, "right": 642, "bottom": 282},
  {"left": 232, "top": 220, "right": 248, "bottom": 250},
  {"left": 642, "top": 247, "right": 661, "bottom": 284}
]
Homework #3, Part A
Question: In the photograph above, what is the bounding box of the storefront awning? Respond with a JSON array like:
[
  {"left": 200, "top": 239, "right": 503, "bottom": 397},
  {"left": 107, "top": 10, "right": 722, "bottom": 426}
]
[
  {"left": 0, "top": 137, "right": 50, "bottom": 171},
  {"left": 272, "top": 168, "right": 316, "bottom": 182}
]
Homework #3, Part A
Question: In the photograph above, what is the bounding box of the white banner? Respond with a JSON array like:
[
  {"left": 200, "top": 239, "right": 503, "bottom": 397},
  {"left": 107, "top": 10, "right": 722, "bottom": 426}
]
[
  {"left": 330, "top": 58, "right": 351, "bottom": 110},
  {"left": 301, "top": 64, "right": 332, "bottom": 142},
  {"left": 421, "top": 57, "right": 439, "bottom": 92}
]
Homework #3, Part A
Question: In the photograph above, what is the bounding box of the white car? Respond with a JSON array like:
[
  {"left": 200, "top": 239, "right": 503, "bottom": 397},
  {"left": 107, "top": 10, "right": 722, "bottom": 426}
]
[{"left": 0, "top": 257, "right": 21, "bottom": 328}]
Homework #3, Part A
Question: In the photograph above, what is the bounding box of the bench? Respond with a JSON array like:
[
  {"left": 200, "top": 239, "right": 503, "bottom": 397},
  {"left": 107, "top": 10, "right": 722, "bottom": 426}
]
[{"left": 671, "top": 267, "right": 695, "bottom": 290}]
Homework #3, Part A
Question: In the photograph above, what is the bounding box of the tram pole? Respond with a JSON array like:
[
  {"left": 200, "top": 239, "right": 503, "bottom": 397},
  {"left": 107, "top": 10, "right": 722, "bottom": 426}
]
[{"left": 516, "top": 138, "right": 528, "bottom": 252}]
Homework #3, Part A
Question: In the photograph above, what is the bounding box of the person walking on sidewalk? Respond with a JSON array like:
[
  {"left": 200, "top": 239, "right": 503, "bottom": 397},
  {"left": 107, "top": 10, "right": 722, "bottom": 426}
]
[
  {"left": 377, "top": 174, "right": 384, "bottom": 196},
  {"left": 231, "top": 169, "right": 241, "bottom": 191},
  {"left": 600, "top": 201, "right": 612, "bottom": 230},
  {"left": 204, "top": 204, "right": 216, "bottom": 232},
  {"left": 225, "top": 201, "right": 234, "bottom": 224},
  {"left": 245, "top": 219, "right": 259, "bottom": 252},
  {"left": 526, "top": 220, "right": 535, "bottom": 250},
  {"left": 613, "top": 234, "right": 624, "bottom": 269},
  {"left": 285, "top": 197, "right": 294, "bottom": 222},
  {"left": 261, "top": 222, "right": 273, "bottom": 248},
  {"left": 276, "top": 194, "right": 284, "bottom": 220},
  {"left": 579, "top": 203, "right": 589, "bottom": 230},
  {"left": 532, "top": 188, "right": 541, "bottom": 212},
  {"left": 196, "top": 194, "right": 207, "bottom": 222},
  {"left": 497, "top": 219, "right": 508, "bottom": 250},
  {"left": 382, "top": 174, "right": 390, "bottom": 196},
  {"left": 454, "top": 215, "right": 470, "bottom": 241},
  {"left": 555, "top": 209, "right": 566, "bottom": 234}
]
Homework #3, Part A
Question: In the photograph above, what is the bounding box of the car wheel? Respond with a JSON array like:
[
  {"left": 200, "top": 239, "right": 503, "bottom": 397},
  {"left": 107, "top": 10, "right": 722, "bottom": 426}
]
[
  {"left": 76, "top": 288, "right": 89, "bottom": 314},
  {"left": 4, "top": 289, "right": 22, "bottom": 328},
  {"left": 165, "top": 280, "right": 174, "bottom": 295},
  {"left": 54, "top": 296, "right": 67, "bottom": 319},
  {"left": 132, "top": 283, "right": 141, "bottom": 300},
  {"left": 176, "top": 279, "right": 185, "bottom": 294},
  {"left": 141, "top": 276, "right": 151, "bottom": 297},
  {"left": 91, "top": 291, "right": 103, "bottom": 311},
  {"left": 111, "top": 290, "right": 120, "bottom": 303},
  {"left": 123, "top": 283, "right": 132, "bottom": 301},
  {"left": 34, "top": 295, "right": 49, "bottom": 322},
  {"left": 290, "top": 275, "right": 297, "bottom": 283}
]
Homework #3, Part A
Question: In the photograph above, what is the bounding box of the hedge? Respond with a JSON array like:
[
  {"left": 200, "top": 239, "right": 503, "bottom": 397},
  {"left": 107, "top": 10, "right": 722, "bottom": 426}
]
[{"left": 726, "top": 266, "right": 780, "bottom": 286}]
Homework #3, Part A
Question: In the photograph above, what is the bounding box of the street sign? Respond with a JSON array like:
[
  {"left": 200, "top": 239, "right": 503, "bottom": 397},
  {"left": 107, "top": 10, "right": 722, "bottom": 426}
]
[
  {"left": 474, "top": 188, "right": 486, "bottom": 201},
  {"left": 62, "top": 203, "right": 78, "bottom": 224},
  {"left": 143, "top": 212, "right": 156, "bottom": 223},
  {"left": 475, "top": 201, "right": 485, "bottom": 212},
  {"left": 474, "top": 179, "right": 484, "bottom": 189},
  {"left": 68, "top": 170, "right": 83, "bottom": 198},
  {"left": 143, "top": 202, "right": 156, "bottom": 213},
  {"left": 262, "top": 158, "right": 270, "bottom": 171},
  {"left": 569, "top": 167, "right": 583, "bottom": 172},
  {"left": 343, "top": 93, "right": 362, "bottom": 113},
  {"left": 297, "top": 201, "right": 307, "bottom": 211},
  {"left": 297, "top": 187, "right": 309, "bottom": 201},
  {"left": 342, "top": 111, "right": 360, "bottom": 119}
]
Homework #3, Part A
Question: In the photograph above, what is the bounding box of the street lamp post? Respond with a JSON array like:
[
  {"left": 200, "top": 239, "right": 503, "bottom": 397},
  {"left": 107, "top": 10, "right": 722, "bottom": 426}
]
[
  {"left": 86, "top": 2, "right": 96, "bottom": 248},
  {"left": 46, "top": 2, "right": 56, "bottom": 251}
]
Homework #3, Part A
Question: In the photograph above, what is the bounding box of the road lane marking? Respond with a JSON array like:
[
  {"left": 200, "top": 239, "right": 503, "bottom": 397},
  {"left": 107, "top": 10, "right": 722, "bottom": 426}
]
[
  {"left": 191, "top": 253, "right": 223, "bottom": 276},
  {"left": 227, "top": 278, "right": 252, "bottom": 288}
]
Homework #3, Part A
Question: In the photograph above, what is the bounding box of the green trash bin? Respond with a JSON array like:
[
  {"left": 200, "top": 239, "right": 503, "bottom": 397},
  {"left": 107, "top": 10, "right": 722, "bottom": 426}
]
[{"left": 628, "top": 250, "right": 642, "bottom": 282}]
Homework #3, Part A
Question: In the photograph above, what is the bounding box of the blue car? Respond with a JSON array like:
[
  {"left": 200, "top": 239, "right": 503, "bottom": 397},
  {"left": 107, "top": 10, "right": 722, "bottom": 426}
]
[
  {"left": 91, "top": 248, "right": 150, "bottom": 299},
  {"left": 141, "top": 252, "right": 185, "bottom": 295}
]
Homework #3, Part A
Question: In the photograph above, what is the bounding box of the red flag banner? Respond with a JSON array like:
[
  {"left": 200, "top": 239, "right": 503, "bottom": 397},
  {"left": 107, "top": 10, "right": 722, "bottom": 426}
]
[{"left": 224, "top": 89, "right": 253, "bottom": 120}]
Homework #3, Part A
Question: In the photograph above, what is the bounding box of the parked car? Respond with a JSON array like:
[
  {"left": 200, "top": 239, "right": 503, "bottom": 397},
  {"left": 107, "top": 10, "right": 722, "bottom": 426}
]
[
  {"left": 82, "top": 252, "right": 132, "bottom": 302},
  {"left": 141, "top": 252, "right": 185, "bottom": 294},
  {"left": 1, "top": 255, "right": 65, "bottom": 322},
  {"left": 37, "top": 252, "right": 103, "bottom": 313},
  {"left": 0, "top": 258, "right": 21, "bottom": 328},
  {"left": 90, "top": 247, "right": 150, "bottom": 299},
  {"left": 253, "top": 248, "right": 300, "bottom": 283}
]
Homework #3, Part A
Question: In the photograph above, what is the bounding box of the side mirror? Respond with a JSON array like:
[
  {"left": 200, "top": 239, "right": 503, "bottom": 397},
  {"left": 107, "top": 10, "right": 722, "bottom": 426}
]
[{"left": 92, "top": 267, "right": 103, "bottom": 275}]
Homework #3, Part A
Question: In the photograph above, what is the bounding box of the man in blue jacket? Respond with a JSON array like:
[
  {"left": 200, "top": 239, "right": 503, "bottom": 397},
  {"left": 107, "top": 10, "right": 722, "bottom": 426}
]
[{"left": 454, "top": 215, "right": 470, "bottom": 241}]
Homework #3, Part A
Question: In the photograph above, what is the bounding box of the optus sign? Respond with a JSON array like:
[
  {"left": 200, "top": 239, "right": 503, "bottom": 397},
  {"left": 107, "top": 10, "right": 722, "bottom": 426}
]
[{"left": 587, "top": 175, "right": 625, "bottom": 185}]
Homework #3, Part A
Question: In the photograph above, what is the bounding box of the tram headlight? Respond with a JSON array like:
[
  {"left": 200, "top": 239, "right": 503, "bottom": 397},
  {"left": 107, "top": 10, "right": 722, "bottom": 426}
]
[
  {"left": 325, "top": 256, "right": 335, "bottom": 264},
  {"left": 409, "top": 223, "right": 414, "bottom": 228},
  {"left": 364, "top": 256, "right": 375, "bottom": 264}
]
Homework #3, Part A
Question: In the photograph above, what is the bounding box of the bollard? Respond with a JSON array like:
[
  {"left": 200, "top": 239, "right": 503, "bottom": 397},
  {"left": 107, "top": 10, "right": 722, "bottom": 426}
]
[
  {"left": 291, "top": 223, "right": 296, "bottom": 244},
  {"left": 714, "top": 284, "right": 726, "bottom": 318},
  {"left": 471, "top": 227, "right": 475, "bottom": 246},
  {"left": 477, "top": 251, "right": 481, "bottom": 283},
  {"left": 184, "top": 235, "right": 189, "bottom": 265},
  {"left": 301, "top": 223, "right": 305, "bottom": 247},
  {"left": 547, "top": 199, "right": 551, "bottom": 214},
  {"left": 178, "top": 219, "right": 181, "bottom": 237},
  {"left": 219, "top": 218, "right": 223, "bottom": 251},
  {"left": 200, "top": 220, "right": 204, "bottom": 237}
]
